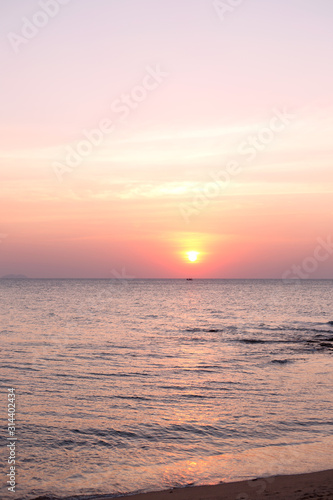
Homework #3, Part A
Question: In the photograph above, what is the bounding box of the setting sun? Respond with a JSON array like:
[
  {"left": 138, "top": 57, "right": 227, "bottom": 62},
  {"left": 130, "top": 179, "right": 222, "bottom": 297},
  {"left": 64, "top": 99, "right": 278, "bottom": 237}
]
[{"left": 187, "top": 251, "right": 199, "bottom": 262}]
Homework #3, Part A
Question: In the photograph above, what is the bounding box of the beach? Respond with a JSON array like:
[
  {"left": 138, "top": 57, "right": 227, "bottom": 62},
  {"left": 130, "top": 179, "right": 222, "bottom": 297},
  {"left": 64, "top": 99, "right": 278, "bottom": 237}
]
[{"left": 117, "top": 469, "right": 333, "bottom": 499}]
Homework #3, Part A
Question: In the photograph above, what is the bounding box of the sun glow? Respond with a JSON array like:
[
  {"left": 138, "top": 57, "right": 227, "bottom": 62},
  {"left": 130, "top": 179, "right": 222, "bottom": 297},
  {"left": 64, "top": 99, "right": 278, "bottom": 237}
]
[{"left": 187, "top": 251, "right": 199, "bottom": 262}]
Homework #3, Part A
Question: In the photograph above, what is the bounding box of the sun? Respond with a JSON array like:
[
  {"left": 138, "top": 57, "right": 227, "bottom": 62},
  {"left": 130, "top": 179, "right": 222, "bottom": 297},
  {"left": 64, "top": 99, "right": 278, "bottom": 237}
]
[{"left": 187, "top": 251, "right": 199, "bottom": 262}]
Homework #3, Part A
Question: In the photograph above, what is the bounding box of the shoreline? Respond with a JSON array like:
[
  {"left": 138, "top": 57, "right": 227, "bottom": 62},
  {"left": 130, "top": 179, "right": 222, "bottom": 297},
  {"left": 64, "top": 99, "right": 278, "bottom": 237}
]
[{"left": 112, "top": 469, "right": 333, "bottom": 500}]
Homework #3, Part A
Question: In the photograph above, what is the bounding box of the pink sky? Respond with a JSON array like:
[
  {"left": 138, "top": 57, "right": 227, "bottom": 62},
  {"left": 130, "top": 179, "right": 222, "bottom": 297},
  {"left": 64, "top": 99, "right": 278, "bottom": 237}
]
[{"left": 1, "top": 0, "right": 333, "bottom": 278}]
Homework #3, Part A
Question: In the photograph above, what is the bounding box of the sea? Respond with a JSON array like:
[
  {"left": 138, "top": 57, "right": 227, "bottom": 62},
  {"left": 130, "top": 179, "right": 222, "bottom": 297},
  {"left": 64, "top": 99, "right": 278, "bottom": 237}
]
[{"left": 1, "top": 279, "right": 333, "bottom": 499}]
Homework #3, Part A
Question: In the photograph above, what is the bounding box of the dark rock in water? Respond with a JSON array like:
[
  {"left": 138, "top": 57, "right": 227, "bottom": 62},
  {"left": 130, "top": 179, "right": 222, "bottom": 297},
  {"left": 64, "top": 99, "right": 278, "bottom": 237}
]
[
  {"left": 207, "top": 329, "right": 219, "bottom": 332},
  {"left": 272, "top": 359, "right": 290, "bottom": 364}
]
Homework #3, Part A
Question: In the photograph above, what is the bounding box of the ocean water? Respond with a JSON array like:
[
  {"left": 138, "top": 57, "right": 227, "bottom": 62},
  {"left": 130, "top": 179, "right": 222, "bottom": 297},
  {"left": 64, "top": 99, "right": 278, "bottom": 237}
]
[{"left": 1, "top": 279, "right": 333, "bottom": 499}]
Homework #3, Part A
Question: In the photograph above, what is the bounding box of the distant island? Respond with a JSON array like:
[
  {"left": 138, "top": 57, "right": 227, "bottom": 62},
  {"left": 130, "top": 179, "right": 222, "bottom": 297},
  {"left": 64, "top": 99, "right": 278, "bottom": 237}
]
[{"left": 1, "top": 274, "right": 28, "bottom": 279}]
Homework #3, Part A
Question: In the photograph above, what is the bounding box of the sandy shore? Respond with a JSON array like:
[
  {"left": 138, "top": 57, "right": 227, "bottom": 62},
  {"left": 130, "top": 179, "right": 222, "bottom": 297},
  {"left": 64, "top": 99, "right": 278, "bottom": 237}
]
[{"left": 114, "top": 469, "right": 333, "bottom": 499}]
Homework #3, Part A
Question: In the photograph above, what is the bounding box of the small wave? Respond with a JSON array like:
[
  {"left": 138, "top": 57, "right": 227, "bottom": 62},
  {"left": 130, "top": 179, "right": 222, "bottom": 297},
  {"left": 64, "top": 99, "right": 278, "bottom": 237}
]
[
  {"left": 198, "top": 364, "right": 221, "bottom": 369},
  {"left": 70, "top": 428, "right": 139, "bottom": 439},
  {"left": 256, "top": 324, "right": 333, "bottom": 335},
  {"left": 306, "top": 328, "right": 333, "bottom": 334},
  {"left": 114, "top": 395, "right": 151, "bottom": 401},
  {"left": 240, "top": 338, "right": 266, "bottom": 344},
  {"left": 319, "top": 342, "right": 333, "bottom": 348},
  {"left": 58, "top": 439, "right": 75, "bottom": 446},
  {"left": 2, "top": 364, "right": 40, "bottom": 371},
  {"left": 184, "top": 327, "right": 221, "bottom": 333},
  {"left": 271, "top": 359, "right": 292, "bottom": 364},
  {"left": 105, "top": 343, "right": 136, "bottom": 349},
  {"left": 181, "top": 336, "right": 204, "bottom": 342},
  {"left": 180, "top": 394, "right": 210, "bottom": 399},
  {"left": 306, "top": 338, "right": 333, "bottom": 349},
  {"left": 158, "top": 384, "right": 189, "bottom": 390},
  {"left": 181, "top": 368, "right": 216, "bottom": 373}
]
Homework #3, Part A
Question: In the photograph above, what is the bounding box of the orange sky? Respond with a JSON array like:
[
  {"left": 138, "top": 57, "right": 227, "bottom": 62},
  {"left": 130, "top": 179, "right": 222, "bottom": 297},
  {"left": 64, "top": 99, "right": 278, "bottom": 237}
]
[{"left": 1, "top": 1, "right": 333, "bottom": 278}]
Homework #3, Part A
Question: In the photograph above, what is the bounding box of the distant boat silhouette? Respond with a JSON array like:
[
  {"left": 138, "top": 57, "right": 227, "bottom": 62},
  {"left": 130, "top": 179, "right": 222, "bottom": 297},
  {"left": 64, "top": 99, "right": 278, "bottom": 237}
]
[{"left": 186, "top": 278, "right": 193, "bottom": 281}]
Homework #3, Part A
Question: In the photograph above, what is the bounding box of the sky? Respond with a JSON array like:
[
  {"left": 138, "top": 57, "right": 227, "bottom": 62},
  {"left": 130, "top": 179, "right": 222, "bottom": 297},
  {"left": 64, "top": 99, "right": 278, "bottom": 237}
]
[{"left": 1, "top": 0, "right": 333, "bottom": 278}]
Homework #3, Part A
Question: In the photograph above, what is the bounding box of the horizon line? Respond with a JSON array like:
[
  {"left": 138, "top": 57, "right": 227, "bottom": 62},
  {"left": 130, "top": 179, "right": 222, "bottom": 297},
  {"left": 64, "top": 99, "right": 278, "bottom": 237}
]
[{"left": 1, "top": 277, "right": 333, "bottom": 281}]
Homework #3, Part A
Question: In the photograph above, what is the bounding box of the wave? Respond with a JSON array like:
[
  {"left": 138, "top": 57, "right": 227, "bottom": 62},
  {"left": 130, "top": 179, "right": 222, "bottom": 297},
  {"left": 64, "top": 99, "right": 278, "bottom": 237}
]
[
  {"left": 184, "top": 323, "right": 333, "bottom": 337},
  {"left": 239, "top": 338, "right": 267, "bottom": 344},
  {"left": 184, "top": 327, "right": 223, "bottom": 333},
  {"left": 318, "top": 342, "right": 333, "bottom": 349},
  {"left": 271, "top": 359, "right": 292, "bottom": 364},
  {"left": 68, "top": 422, "right": 245, "bottom": 442},
  {"left": 1, "top": 364, "right": 40, "bottom": 371}
]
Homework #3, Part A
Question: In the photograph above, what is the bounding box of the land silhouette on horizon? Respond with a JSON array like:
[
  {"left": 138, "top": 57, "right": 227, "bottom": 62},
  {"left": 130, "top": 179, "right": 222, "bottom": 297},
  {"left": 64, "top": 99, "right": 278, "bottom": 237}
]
[{"left": 1, "top": 274, "right": 28, "bottom": 279}]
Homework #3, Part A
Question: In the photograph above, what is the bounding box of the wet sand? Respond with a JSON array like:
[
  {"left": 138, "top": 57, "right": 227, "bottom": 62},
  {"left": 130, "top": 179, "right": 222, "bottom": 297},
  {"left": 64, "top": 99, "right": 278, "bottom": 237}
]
[{"left": 115, "top": 469, "right": 333, "bottom": 499}]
